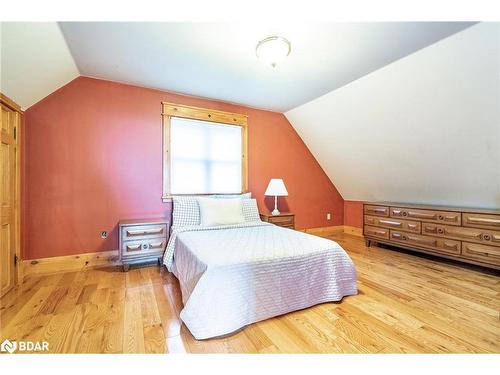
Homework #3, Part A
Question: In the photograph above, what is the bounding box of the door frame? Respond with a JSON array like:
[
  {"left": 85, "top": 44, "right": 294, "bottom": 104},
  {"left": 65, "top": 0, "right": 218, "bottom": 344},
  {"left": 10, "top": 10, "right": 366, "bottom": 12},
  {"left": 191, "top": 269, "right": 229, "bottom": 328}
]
[{"left": 1, "top": 93, "right": 23, "bottom": 292}]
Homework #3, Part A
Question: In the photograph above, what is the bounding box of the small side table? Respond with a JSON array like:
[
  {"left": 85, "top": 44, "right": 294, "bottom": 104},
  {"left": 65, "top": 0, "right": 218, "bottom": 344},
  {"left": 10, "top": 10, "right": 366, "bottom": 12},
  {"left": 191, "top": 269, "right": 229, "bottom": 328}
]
[
  {"left": 119, "top": 218, "right": 169, "bottom": 271},
  {"left": 259, "top": 212, "right": 295, "bottom": 229}
]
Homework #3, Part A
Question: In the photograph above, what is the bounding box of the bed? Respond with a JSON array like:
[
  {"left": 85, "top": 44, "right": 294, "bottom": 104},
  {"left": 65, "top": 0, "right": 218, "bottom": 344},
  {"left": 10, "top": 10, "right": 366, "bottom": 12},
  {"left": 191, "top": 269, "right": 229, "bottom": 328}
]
[{"left": 163, "top": 219, "right": 357, "bottom": 339}]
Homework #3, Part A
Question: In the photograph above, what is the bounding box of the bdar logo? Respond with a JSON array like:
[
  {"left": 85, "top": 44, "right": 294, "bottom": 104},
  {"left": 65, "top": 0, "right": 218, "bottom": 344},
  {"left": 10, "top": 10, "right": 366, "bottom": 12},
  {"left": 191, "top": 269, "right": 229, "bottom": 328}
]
[{"left": 1, "top": 339, "right": 17, "bottom": 353}]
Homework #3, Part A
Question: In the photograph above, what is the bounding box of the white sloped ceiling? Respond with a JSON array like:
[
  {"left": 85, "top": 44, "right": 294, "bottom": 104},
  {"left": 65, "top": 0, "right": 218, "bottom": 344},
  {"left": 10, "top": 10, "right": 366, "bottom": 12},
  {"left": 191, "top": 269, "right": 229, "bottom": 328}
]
[
  {"left": 286, "top": 23, "right": 500, "bottom": 209},
  {"left": 58, "top": 22, "right": 473, "bottom": 112},
  {"left": 1, "top": 21, "right": 473, "bottom": 112},
  {"left": 0, "top": 22, "right": 79, "bottom": 109}
]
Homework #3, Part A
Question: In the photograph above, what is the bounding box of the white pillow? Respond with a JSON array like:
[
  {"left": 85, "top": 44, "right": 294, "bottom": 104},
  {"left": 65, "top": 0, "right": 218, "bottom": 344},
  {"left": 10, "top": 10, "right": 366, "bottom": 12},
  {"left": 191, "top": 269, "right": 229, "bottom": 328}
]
[
  {"left": 242, "top": 199, "right": 261, "bottom": 222},
  {"left": 198, "top": 198, "right": 245, "bottom": 226}
]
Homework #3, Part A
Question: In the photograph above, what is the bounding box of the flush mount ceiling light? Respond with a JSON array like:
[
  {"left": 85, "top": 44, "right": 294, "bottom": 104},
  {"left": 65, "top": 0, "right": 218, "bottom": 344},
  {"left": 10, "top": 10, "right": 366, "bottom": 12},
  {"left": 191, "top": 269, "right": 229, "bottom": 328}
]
[{"left": 255, "top": 36, "right": 291, "bottom": 68}]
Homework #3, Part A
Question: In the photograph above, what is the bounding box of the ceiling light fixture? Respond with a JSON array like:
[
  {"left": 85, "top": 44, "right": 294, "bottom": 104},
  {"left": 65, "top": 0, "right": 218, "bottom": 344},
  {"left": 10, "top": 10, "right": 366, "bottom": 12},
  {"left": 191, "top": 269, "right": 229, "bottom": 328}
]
[{"left": 255, "top": 36, "right": 291, "bottom": 68}]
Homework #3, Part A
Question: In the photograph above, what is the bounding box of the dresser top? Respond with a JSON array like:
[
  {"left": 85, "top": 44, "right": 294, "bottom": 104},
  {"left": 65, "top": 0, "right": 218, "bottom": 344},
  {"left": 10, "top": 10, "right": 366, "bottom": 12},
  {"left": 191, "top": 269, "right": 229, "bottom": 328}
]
[
  {"left": 365, "top": 202, "right": 500, "bottom": 215},
  {"left": 119, "top": 218, "right": 169, "bottom": 226}
]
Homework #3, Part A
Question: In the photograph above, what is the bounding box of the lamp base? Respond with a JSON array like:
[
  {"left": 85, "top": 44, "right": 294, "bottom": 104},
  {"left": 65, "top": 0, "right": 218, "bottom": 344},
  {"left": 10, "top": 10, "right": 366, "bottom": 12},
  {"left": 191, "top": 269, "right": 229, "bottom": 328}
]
[{"left": 271, "top": 208, "right": 280, "bottom": 216}]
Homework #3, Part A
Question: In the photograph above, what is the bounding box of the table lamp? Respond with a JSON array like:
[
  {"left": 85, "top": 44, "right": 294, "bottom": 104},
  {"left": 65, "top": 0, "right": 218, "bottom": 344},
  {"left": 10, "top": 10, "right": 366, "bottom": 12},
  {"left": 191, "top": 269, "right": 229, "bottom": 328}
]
[{"left": 264, "top": 178, "right": 288, "bottom": 216}]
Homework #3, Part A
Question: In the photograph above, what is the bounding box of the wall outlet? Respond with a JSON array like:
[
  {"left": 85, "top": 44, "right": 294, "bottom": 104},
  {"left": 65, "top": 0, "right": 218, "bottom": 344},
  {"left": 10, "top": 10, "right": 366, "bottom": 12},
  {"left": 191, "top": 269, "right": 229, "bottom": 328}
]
[
  {"left": 327, "top": 213, "right": 331, "bottom": 220},
  {"left": 101, "top": 231, "right": 108, "bottom": 239}
]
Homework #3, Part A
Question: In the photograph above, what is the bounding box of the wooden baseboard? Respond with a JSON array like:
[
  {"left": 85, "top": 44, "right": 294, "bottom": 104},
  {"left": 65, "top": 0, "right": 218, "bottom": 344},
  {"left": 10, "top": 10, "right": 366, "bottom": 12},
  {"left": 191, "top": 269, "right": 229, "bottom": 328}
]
[
  {"left": 303, "top": 225, "right": 364, "bottom": 238},
  {"left": 21, "top": 250, "right": 121, "bottom": 279},
  {"left": 302, "top": 225, "right": 345, "bottom": 237}
]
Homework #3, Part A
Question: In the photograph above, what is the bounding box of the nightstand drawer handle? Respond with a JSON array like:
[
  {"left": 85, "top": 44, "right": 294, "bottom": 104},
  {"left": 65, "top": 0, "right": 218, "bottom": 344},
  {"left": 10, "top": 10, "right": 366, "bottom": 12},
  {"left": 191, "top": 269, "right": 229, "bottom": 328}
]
[
  {"left": 127, "top": 228, "right": 164, "bottom": 236},
  {"left": 126, "top": 244, "right": 141, "bottom": 252},
  {"left": 149, "top": 242, "right": 164, "bottom": 249}
]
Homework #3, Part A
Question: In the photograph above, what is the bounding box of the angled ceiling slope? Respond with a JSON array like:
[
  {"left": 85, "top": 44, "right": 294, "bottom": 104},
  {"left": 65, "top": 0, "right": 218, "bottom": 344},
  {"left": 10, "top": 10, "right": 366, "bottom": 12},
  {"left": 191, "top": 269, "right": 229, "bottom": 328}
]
[
  {"left": 59, "top": 22, "right": 474, "bottom": 112},
  {"left": 1, "top": 22, "right": 79, "bottom": 109},
  {"left": 286, "top": 23, "right": 500, "bottom": 209}
]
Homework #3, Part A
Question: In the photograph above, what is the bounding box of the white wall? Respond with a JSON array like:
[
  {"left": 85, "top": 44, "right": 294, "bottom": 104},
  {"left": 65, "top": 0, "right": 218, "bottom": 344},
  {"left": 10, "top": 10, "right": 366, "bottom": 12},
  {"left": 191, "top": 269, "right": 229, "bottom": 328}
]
[
  {"left": 286, "top": 23, "right": 500, "bottom": 209},
  {"left": 1, "top": 22, "right": 79, "bottom": 109}
]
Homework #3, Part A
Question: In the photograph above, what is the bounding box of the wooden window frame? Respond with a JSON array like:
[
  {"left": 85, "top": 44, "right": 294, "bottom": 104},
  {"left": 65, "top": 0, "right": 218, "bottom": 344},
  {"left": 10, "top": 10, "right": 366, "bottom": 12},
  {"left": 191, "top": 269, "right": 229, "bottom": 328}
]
[{"left": 162, "top": 102, "right": 248, "bottom": 202}]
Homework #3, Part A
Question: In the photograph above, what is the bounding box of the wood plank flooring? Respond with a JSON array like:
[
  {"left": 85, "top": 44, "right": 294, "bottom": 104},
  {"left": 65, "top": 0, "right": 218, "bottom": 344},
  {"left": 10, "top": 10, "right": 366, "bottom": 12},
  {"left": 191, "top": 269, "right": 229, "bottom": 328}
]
[{"left": 1, "top": 233, "right": 499, "bottom": 353}]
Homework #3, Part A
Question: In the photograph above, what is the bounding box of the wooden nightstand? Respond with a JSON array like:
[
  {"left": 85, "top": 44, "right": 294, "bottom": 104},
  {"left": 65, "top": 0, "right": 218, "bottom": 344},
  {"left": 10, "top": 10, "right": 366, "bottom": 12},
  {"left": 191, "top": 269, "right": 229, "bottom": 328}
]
[
  {"left": 259, "top": 212, "right": 295, "bottom": 229},
  {"left": 119, "top": 218, "right": 169, "bottom": 271}
]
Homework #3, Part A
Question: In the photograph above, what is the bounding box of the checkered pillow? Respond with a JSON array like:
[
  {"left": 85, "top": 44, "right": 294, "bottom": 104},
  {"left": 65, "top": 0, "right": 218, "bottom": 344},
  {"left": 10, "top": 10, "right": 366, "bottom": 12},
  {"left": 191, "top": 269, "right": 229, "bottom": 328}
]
[
  {"left": 172, "top": 196, "right": 201, "bottom": 228},
  {"left": 242, "top": 199, "right": 261, "bottom": 222}
]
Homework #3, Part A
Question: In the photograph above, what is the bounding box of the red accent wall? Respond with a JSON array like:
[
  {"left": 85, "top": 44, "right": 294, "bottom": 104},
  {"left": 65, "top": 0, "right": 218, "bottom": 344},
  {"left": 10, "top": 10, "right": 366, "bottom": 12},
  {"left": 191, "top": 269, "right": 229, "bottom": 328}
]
[
  {"left": 23, "top": 77, "right": 344, "bottom": 259},
  {"left": 344, "top": 200, "right": 364, "bottom": 228}
]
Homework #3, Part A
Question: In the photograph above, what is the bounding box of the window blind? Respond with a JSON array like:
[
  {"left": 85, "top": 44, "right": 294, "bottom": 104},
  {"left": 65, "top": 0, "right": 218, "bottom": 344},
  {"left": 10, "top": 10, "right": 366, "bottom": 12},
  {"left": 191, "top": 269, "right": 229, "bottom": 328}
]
[{"left": 170, "top": 117, "right": 243, "bottom": 194}]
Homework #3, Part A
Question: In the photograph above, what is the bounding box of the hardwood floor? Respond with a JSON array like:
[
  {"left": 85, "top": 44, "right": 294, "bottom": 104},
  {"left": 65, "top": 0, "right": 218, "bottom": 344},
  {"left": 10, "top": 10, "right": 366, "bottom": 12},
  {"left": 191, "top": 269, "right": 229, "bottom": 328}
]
[{"left": 1, "top": 233, "right": 499, "bottom": 353}]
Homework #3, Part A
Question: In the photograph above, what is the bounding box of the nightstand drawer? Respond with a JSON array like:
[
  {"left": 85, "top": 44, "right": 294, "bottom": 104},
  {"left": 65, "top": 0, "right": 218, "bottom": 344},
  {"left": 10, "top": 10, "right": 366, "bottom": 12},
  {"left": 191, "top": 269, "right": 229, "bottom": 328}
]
[
  {"left": 270, "top": 216, "right": 294, "bottom": 225},
  {"left": 121, "top": 223, "right": 167, "bottom": 241},
  {"left": 260, "top": 213, "right": 295, "bottom": 229},
  {"left": 121, "top": 239, "right": 167, "bottom": 258}
]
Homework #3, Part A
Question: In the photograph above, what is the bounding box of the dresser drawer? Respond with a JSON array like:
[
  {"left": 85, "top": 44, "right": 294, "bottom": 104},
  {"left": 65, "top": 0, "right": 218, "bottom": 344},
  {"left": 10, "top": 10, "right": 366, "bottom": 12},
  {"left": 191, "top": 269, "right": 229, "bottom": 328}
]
[
  {"left": 121, "top": 223, "right": 167, "bottom": 241},
  {"left": 364, "top": 215, "right": 420, "bottom": 233},
  {"left": 461, "top": 242, "right": 500, "bottom": 266},
  {"left": 364, "top": 225, "right": 390, "bottom": 240},
  {"left": 390, "top": 230, "right": 461, "bottom": 256},
  {"left": 421, "top": 223, "right": 500, "bottom": 247},
  {"left": 390, "top": 207, "right": 461, "bottom": 226},
  {"left": 364, "top": 205, "right": 389, "bottom": 217},
  {"left": 462, "top": 212, "right": 500, "bottom": 231},
  {"left": 121, "top": 239, "right": 167, "bottom": 258}
]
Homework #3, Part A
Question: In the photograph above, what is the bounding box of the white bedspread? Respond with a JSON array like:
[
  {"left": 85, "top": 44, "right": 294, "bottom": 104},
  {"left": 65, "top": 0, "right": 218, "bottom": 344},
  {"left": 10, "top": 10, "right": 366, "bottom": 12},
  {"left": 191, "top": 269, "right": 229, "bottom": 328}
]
[{"left": 163, "top": 221, "right": 357, "bottom": 339}]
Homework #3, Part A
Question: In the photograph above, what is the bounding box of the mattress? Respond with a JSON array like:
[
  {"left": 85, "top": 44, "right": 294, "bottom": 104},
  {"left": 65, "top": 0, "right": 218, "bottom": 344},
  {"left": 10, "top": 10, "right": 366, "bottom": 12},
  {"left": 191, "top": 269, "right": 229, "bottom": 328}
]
[{"left": 163, "top": 221, "right": 357, "bottom": 339}]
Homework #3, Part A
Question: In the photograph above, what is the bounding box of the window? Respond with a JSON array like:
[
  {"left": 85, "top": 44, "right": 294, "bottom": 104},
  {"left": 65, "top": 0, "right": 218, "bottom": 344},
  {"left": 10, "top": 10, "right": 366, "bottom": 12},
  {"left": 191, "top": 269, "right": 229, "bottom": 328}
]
[{"left": 162, "top": 102, "right": 248, "bottom": 201}]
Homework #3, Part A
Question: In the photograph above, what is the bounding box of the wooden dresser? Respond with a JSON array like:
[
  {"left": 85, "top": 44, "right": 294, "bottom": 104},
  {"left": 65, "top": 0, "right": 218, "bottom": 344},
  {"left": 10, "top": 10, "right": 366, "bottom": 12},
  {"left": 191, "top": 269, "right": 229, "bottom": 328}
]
[
  {"left": 119, "top": 218, "right": 169, "bottom": 271},
  {"left": 260, "top": 212, "right": 295, "bottom": 229},
  {"left": 363, "top": 202, "right": 500, "bottom": 270}
]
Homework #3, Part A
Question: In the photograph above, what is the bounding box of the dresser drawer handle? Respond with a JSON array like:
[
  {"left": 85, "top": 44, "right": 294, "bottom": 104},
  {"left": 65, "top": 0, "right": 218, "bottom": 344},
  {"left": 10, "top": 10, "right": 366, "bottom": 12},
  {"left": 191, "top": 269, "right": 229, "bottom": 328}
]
[
  {"left": 467, "top": 217, "right": 500, "bottom": 225},
  {"left": 403, "top": 235, "right": 437, "bottom": 246},
  {"left": 438, "top": 215, "right": 444, "bottom": 220},
  {"left": 408, "top": 211, "right": 436, "bottom": 220},
  {"left": 443, "top": 242, "right": 458, "bottom": 250},
  {"left": 368, "top": 229, "right": 386, "bottom": 236},
  {"left": 379, "top": 220, "right": 402, "bottom": 227},
  {"left": 437, "top": 228, "right": 444, "bottom": 234}
]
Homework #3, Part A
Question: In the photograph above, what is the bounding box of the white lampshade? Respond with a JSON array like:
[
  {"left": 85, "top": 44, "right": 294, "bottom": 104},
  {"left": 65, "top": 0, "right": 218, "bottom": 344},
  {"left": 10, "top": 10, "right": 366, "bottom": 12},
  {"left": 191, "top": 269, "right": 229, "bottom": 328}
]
[{"left": 264, "top": 179, "right": 288, "bottom": 197}]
